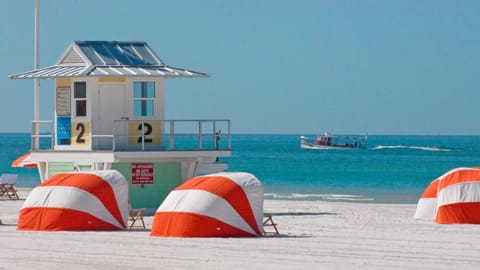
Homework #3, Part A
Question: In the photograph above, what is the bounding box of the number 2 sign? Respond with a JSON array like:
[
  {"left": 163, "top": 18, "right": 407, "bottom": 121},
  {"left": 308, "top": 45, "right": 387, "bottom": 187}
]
[
  {"left": 71, "top": 122, "right": 91, "bottom": 146},
  {"left": 128, "top": 121, "right": 161, "bottom": 146}
]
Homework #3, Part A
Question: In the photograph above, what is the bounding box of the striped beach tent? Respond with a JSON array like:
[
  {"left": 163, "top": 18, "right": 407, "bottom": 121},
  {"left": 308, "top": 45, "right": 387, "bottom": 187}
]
[
  {"left": 413, "top": 178, "right": 440, "bottom": 220},
  {"left": 11, "top": 152, "right": 37, "bottom": 168},
  {"left": 18, "top": 170, "right": 128, "bottom": 231},
  {"left": 151, "top": 172, "right": 264, "bottom": 237},
  {"left": 414, "top": 167, "right": 480, "bottom": 224}
]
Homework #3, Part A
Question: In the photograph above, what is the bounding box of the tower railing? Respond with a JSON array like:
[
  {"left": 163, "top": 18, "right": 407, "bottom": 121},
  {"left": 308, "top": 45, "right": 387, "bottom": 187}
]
[{"left": 31, "top": 119, "right": 231, "bottom": 151}]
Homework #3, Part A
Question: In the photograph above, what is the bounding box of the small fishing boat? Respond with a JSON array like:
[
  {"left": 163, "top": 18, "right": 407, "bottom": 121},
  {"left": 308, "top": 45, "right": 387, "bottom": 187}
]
[{"left": 301, "top": 132, "right": 367, "bottom": 150}]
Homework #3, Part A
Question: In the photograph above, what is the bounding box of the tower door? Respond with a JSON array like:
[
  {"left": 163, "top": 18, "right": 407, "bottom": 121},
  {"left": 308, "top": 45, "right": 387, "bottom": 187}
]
[{"left": 94, "top": 84, "right": 127, "bottom": 148}]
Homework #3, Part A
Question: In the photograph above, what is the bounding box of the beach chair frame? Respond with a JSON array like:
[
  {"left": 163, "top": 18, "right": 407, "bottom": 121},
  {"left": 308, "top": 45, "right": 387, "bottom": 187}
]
[
  {"left": 127, "top": 199, "right": 146, "bottom": 230},
  {"left": 263, "top": 214, "right": 280, "bottom": 236},
  {"left": 0, "top": 174, "right": 19, "bottom": 200},
  {"left": 128, "top": 208, "right": 146, "bottom": 229}
]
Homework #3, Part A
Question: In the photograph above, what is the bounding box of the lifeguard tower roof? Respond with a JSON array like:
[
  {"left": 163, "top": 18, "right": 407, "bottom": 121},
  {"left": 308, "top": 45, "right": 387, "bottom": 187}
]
[{"left": 9, "top": 40, "right": 208, "bottom": 79}]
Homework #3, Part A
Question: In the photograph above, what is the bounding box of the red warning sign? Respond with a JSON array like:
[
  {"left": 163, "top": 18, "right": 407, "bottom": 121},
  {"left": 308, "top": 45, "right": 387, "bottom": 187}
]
[{"left": 131, "top": 163, "right": 154, "bottom": 184}]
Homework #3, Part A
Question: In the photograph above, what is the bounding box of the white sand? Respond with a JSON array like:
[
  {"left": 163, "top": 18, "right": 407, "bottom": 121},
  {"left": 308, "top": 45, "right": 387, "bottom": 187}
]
[{"left": 2, "top": 189, "right": 480, "bottom": 270}]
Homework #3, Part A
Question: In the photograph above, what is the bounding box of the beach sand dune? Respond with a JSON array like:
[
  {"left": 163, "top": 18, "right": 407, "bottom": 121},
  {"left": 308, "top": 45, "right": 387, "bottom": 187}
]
[{"left": 2, "top": 189, "right": 480, "bottom": 269}]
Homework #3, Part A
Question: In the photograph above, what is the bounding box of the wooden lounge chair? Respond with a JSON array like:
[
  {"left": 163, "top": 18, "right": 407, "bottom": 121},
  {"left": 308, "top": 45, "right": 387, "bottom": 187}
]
[
  {"left": 128, "top": 200, "right": 146, "bottom": 230},
  {"left": 0, "top": 174, "right": 19, "bottom": 200},
  {"left": 263, "top": 213, "right": 280, "bottom": 236}
]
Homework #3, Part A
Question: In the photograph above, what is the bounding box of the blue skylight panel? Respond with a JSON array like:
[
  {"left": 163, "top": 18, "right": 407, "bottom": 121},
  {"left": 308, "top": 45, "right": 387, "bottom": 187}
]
[
  {"left": 78, "top": 45, "right": 104, "bottom": 65},
  {"left": 91, "top": 44, "right": 117, "bottom": 65},
  {"left": 133, "top": 44, "right": 160, "bottom": 65},
  {"left": 119, "top": 44, "right": 145, "bottom": 65},
  {"left": 107, "top": 45, "right": 133, "bottom": 65}
]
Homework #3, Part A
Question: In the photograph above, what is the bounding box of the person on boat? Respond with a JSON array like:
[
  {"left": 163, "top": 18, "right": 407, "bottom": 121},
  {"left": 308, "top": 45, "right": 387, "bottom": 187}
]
[
  {"left": 215, "top": 130, "right": 221, "bottom": 161},
  {"left": 316, "top": 134, "right": 324, "bottom": 145},
  {"left": 215, "top": 130, "right": 221, "bottom": 150}
]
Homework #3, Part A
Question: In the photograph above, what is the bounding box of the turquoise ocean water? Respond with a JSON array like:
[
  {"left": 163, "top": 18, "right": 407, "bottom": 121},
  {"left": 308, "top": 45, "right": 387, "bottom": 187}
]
[{"left": 3, "top": 133, "right": 480, "bottom": 204}]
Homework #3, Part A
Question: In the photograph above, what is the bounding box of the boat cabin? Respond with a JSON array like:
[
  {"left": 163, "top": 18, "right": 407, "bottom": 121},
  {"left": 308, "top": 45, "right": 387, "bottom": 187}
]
[{"left": 9, "top": 41, "right": 232, "bottom": 208}]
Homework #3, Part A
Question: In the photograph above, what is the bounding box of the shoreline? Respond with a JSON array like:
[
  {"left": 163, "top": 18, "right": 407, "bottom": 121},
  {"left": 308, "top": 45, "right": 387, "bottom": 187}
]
[
  {"left": 264, "top": 192, "right": 420, "bottom": 204},
  {"left": 2, "top": 189, "right": 480, "bottom": 269},
  {"left": 14, "top": 185, "right": 421, "bottom": 204}
]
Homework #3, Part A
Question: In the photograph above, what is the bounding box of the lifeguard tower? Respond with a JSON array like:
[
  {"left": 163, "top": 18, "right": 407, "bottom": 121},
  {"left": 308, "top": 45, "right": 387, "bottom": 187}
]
[{"left": 9, "top": 41, "right": 231, "bottom": 208}]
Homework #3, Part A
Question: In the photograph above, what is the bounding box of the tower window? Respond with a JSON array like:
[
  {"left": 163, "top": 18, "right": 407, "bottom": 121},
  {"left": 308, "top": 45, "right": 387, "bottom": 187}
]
[
  {"left": 74, "top": 82, "right": 87, "bottom": 117},
  {"left": 133, "top": 82, "right": 155, "bottom": 116}
]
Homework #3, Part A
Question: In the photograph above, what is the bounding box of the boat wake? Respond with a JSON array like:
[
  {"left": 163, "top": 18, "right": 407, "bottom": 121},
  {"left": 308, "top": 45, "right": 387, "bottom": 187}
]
[{"left": 371, "top": 145, "right": 457, "bottom": 152}]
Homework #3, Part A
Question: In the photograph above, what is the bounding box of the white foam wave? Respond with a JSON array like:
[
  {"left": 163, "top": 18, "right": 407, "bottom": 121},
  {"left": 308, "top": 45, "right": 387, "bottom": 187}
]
[
  {"left": 371, "top": 145, "right": 455, "bottom": 151},
  {"left": 264, "top": 193, "right": 374, "bottom": 202}
]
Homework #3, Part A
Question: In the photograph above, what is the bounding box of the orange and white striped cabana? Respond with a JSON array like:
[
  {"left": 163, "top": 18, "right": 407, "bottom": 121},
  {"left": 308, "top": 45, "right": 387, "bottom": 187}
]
[
  {"left": 414, "top": 167, "right": 480, "bottom": 224},
  {"left": 151, "top": 172, "right": 264, "bottom": 237},
  {"left": 18, "top": 170, "right": 128, "bottom": 231},
  {"left": 11, "top": 153, "right": 37, "bottom": 168},
  {"left": 413, "top": 178, "right": 440, "bottom": 220}
]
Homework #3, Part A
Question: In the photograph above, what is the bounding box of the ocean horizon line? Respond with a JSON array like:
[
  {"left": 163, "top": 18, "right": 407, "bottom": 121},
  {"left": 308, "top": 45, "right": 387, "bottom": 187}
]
[{"left": 1, "top": 132, "right": 479, "bottom": 137}]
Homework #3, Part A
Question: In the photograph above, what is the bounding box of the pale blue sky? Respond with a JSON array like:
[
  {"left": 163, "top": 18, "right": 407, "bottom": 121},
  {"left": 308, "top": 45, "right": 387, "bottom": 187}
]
[{"left": 2, "top": 0, "right": 480, "bottom": 134}]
